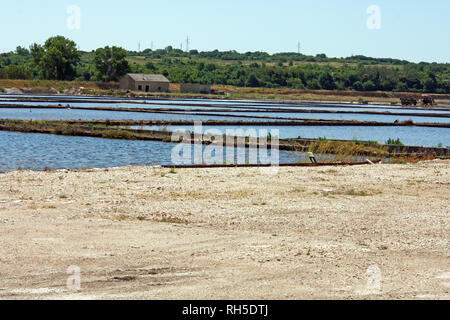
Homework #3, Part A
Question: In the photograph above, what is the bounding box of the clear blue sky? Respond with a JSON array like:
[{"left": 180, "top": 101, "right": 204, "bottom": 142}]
[{"left": 2, "top": 0, "right": 449, "bottom": 63}]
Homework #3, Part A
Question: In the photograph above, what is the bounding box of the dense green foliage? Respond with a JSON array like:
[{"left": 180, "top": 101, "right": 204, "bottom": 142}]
[
  {"left": 385, "top": 138, "right": 404, "bottom": 146},
  {"left": 30, "top": 36, "right": 80, "bottom": 80},
  {"left": 0, "top": 65, "right": 32, "bottom": 80},
  {"left": 129, "top": 53, "right": 449, "bottom": 93},
  {"left": 0, "top": 36, "right": 449, "bottom": 93},
  {"left": 135, "top": 47, "right": 413, "bottom": 65},
  {"left": 93, "top": 46, "right": 130, "bottom": 82}
]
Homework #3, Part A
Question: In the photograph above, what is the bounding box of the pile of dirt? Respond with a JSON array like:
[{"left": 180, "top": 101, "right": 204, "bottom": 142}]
[
  {"left": 62, "top": 87, "right": 80, "bottom": 95},
  {"left": 4, "top": 87, "right": 23, "bottom": 94},
  {"left": 20, "top": 87, "right": 59, "bottom": 95},
  {"left": 2, "top": 87, "right": 62, "bottom": 95}
]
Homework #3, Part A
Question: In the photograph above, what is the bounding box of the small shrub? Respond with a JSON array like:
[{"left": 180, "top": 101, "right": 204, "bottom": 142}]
[
  {"left": 101, "top": 129, "right": 135, "bottom": 140},
  {"left": 323, "top": 188, "right": 382, "bottom": 197},
  {"left": 62, "top": 125, "right": 80, "bottom": 136},
  {"left": 311, "top": 140, "right": 388, "bottom": 157},
  {"left": 389, "top": 153, "right": 436, "bottom": 164},
  {"left": 385, "top": 138, "right": 404, "bottom": 146},
  {"left": 156, "top": 217, "right": 189, "bottom": 224}
]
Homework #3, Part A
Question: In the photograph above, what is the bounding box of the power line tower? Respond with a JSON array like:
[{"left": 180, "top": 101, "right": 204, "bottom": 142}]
[
  {"left": 297, "top": 41, "right": 301, "bottom": 54},
  {"left": 186, "top": 36, "right": 190, "bottom": 52},
  {"left": 138, "top": 42, "right": 141, "bottom": 53}
]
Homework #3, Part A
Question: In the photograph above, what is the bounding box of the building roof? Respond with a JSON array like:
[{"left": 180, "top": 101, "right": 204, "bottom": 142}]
[{"left": 126, "top": 73, "right": 169, "bottom": 82}]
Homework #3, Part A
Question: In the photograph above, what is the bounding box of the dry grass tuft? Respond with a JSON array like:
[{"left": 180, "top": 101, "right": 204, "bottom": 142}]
[
  {"left": 311, "top": 140, "right": 388, "bottom": 157},
  {"left": 323, "top": 188, "right": 382, "bottom": 197}
]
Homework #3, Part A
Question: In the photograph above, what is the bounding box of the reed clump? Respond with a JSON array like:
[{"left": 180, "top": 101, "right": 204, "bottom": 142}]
[
  {"left": 385, "top": 138, "right": 404, "bottom": 146},
  {"left": 100, "top": 129, "right": 136, "bottom": 140},
  {"left": 389, "top": 153, "right": 437, "bottom": 164},
  {"left": 0, "top": 119, "right": 53, "bottom": 132},
  {"left": 52, "top": 124, "right": 85, "bottom": 136},
  {"left": 310, "top": 140, "right": 388, "bottom": 157}
]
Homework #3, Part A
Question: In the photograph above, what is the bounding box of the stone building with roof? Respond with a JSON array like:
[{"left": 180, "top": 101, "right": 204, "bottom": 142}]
[{"left": 119, "top": 73, "right": 170, "bottom": 92}]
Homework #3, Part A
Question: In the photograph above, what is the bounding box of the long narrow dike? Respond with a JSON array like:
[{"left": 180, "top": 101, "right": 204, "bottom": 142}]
[
  {"left": 1, "top": 104, "right": 450, "bottom": 125},
  {"left": 3, "top": 97, "right": 450, "bottom": 112},
  {"left": 1, "top": 107, "right": 448, "bottom": 128},
  {"left": 0, "top": 99, "right": 450, "bottom": 117},
  {"left": 62, "top": 119, "right": 449, "bottom": 127}
]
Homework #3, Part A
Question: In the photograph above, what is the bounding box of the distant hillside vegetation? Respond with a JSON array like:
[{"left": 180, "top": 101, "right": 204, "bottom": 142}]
[{"left": 1, "top": 38, "right": 449, "bottom": 93}]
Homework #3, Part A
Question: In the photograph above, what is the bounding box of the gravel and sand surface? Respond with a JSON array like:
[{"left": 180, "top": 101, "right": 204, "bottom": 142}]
[{"left": 0, "top": 161, "right": 449, "bottom": 300}]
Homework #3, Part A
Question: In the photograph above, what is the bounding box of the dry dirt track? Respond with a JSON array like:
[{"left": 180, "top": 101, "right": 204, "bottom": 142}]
[{"left": 0, "top": 161, "right": 449, "bottom": 300}]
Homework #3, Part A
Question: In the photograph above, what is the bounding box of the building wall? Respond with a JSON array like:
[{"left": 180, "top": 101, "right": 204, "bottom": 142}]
[
  {"left": 119, "top": 75, "right": 169, "bottom": 92},
  {"left": 135, "top": 81, "right": 169, "bottom": 92},
  {"left": 119, "top": 75, "right": 135, "bottom": 90},
  {"left": 180, "top": 84, "right": 211, "bottom": 94}
]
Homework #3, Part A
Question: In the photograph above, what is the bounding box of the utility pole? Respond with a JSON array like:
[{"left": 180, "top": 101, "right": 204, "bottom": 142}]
[
  {"left": 297, "top": 41, "right": 301, "bottom": 54},
  {"left": 138, "top": 42, "right": 141, "bottom": 53}
]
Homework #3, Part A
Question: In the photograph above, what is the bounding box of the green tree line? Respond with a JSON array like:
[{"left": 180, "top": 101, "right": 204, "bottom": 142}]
[{"left": 0, "top": 36, "right": 449, "bottom": 93}]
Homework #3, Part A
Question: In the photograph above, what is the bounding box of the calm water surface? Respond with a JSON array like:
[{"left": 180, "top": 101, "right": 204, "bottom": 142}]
[
  {"left": 133, "top": 125, "right": 450, "bottom": 147},
  {"left": 0, "top": 96, "right": 448, "bottom": 171},
  {"left": 0, "top": 131, "right": 305, "bottom": 171}
]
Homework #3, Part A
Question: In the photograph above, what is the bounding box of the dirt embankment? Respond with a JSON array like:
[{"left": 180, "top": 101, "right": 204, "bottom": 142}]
[
  {"left": 2, "top": 79, "right": 449, "bottom": 104},
  {"left": 0, "top": 161, "right": 449, "bottom": 300}
]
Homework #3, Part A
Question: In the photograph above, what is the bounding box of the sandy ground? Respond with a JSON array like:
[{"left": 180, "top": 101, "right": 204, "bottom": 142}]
[{"left": 0, "top": 161, "right": 449, "bottom": 300}]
